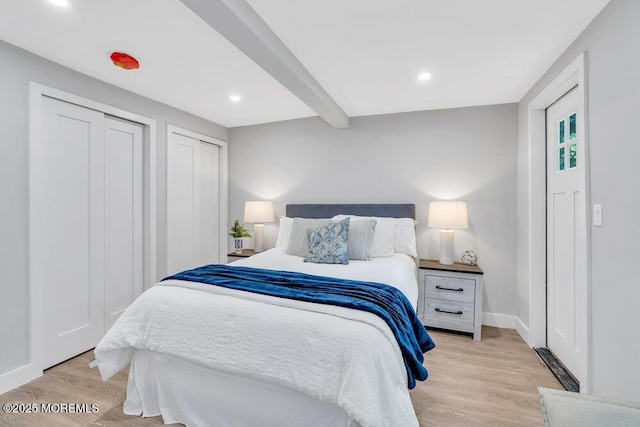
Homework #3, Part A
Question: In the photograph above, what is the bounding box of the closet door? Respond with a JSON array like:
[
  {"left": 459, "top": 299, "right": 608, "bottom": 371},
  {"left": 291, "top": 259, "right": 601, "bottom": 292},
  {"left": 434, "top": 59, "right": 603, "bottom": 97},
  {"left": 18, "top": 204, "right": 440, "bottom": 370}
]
[
  {"left": 34, "top": 97, "right": 106, "bottom": 369},
  {"left": 104, "top": 117, "right": 143, "bottom": 330},
  {"left": 198, "top": 142, "right": 220, "bottom": 266},
  {"left": 167, "top": 131, "right": 220, "bottom": 274}
]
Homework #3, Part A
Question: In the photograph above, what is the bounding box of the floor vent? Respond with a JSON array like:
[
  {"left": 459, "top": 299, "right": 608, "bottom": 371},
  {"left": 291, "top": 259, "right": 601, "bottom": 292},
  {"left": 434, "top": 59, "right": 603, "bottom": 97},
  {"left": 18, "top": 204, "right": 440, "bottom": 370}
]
[{"left": 534, "top": 347, "right": 579, "bottom": 392}]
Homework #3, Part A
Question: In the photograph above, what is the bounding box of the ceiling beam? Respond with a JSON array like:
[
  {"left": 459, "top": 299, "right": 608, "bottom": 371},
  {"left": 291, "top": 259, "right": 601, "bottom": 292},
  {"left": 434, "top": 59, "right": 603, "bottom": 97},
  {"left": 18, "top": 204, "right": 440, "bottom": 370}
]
[{"left": 180, "top": 0, "right": 349, "bottom": 128}]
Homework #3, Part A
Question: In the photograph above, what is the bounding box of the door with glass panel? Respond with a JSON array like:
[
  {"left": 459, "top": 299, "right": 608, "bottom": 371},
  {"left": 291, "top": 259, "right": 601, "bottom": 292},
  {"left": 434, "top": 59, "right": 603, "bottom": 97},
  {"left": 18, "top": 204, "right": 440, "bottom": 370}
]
[{"left": 546, "top": 87, "right": 586, "bottom": 381}]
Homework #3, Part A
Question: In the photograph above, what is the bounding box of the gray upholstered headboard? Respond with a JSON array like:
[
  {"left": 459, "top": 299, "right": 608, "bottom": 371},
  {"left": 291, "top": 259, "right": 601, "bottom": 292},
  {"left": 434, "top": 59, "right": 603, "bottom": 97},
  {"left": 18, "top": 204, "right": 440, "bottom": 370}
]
[{"left": 286, "top": 204, "right": 415, "bottom": 219}]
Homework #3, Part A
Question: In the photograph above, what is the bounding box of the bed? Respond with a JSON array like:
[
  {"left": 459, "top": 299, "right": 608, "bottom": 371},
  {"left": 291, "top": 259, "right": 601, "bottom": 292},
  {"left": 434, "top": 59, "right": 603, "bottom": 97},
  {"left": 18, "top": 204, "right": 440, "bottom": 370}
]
[{"left": 92, "top": 204, "right": 434, "bottom": 427}]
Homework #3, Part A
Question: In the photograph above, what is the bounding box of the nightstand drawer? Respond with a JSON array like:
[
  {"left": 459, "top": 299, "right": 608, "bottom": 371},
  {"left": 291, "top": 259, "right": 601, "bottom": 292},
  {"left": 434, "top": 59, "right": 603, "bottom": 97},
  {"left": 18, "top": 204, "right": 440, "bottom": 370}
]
[
  {"left": 424, "top": 299, "right": 475, "bottom": 332},
  {"left": 425, "top": 275, "right": 475, "bottom": 303}
]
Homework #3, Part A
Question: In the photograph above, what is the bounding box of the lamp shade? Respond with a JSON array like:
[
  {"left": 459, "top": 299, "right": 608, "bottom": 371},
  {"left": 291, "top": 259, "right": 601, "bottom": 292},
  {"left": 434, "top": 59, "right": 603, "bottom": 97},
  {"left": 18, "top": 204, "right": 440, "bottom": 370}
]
[
  {"left": 244, "top": 201, "right": 275, "bottom": 223},
  {"left": 427, "top": 201, "right": 468, "bottom": 229}
]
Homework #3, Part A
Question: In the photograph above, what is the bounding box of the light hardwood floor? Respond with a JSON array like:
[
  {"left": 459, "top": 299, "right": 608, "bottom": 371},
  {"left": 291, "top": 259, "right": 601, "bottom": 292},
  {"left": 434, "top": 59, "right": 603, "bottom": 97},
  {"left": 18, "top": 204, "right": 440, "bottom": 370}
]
[
  {"left": 413, "top": 327, "right": 562, "bottom": 425},
  {"left": 0, "top": 326, "right": 561, "bottom": 426}
]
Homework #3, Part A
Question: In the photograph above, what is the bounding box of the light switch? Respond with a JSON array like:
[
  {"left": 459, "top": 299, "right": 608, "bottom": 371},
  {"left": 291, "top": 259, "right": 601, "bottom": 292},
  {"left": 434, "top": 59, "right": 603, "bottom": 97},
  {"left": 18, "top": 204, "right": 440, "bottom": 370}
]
[{"left": 593, "top": 204, "right": 603, "bottom": 227}]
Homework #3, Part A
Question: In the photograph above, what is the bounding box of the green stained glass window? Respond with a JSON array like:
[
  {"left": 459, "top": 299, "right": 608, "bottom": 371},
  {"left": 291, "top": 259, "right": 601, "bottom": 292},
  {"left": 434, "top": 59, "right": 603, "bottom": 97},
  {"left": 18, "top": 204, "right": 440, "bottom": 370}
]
[
  {"left": 569, "top": 143, "right": 577, "bottom": 169},
  {"left": 559, "top": 120, "right": 565, "bottom": 144},
  {"left": 569, "top": 113, "right": 577, "bottom": 140},
  {"left": 559, "top": 147, "right": 565, "bottom": 171}
]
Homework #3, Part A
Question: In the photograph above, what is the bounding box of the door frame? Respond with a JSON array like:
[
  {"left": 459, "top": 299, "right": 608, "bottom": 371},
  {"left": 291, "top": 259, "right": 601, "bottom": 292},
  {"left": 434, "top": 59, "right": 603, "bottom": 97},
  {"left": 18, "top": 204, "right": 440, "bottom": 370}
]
[
  {"left": 525, "top": 53, "right": 592, "bottom": 392},
  {"left": 28, "top": 82, "right": 157, "bottom": 379},
  {"left": 166, "top": 124, "right": 228, "bottom": 271}
]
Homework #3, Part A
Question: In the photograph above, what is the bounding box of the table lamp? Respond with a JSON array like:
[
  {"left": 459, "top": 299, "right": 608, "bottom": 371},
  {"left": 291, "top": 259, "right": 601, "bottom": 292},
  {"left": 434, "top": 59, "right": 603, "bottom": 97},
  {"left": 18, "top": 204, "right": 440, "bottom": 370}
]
[
  {"left": 427, "top": 201, "right": 468, "bottom": 265},
  {"left": 244, "top": 201, "right": 275, "bottom": 252}
]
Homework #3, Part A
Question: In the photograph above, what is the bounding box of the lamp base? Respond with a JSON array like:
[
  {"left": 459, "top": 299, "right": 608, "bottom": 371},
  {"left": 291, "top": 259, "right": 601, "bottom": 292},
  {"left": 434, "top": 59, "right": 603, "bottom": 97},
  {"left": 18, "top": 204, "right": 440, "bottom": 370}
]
[
  {"left": 438, "top": 230, "right": 455, "bottom": 265},
  {"left": 254, "top": 224, "right": 265, "bottom": 252}
]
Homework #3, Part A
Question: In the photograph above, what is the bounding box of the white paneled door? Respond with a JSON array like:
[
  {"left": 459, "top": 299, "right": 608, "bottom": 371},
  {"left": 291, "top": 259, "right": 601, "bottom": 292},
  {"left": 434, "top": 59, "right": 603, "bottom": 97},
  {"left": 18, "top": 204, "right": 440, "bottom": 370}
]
[
  {"left": 198, "top": 142, "right": 221, "bottom": 267},
  {"left": 546, "top": 87, "right": 586, "bottom": 380},
  {"left": 167, "top": 128, "right": 221, "bottom": 275},
  {"left": 35, "top": 97, "right": 105, "bottom": 369},
  {"left": 33, "top": 98, "right": 143, "bottom": 369},
  {"left": 104, "top": 117, "right": 144, "bottom": 330}
]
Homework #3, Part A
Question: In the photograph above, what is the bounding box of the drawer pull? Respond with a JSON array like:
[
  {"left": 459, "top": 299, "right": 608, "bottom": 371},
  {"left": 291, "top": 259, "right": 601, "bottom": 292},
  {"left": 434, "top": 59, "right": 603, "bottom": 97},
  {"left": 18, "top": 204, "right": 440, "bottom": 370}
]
[
  {"left": 435, "top": 307, "right": 463, "bottom": 315},
  {"left": 435, "top": 285, "right": 464, "bottom": 292}
]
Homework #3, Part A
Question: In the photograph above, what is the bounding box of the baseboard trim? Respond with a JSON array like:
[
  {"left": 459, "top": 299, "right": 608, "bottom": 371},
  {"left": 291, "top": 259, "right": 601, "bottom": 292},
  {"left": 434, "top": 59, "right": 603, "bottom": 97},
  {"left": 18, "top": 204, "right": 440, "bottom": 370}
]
[
  {"left": 0, "top": 363, "right": 41, "bottom": 395},
  {"left": 515, "top": 317, "right": 530, "bottom": 345},
  {"left": 482, "top": 312, "right": 517, "bottom": 329}
]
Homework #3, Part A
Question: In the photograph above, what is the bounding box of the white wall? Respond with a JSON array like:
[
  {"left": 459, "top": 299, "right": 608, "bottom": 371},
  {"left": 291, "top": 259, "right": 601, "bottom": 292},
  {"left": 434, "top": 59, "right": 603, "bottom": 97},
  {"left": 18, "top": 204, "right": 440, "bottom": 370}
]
[
  {"left": 229, "top": 104, "right": 518, "bottom": 325},
  {"left": 0, "top": 40, "right": 227, "bottom": 383},
  {"left": 517, "top": 0, "right": 640, "bottom": 401}
]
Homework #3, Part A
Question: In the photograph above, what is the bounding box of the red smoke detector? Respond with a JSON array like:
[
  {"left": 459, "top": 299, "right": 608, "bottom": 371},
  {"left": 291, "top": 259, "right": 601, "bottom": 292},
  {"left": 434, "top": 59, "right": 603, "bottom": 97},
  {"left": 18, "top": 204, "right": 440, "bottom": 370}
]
[{"left": 110, "top": 52, "right": 140, "bottom": 70}]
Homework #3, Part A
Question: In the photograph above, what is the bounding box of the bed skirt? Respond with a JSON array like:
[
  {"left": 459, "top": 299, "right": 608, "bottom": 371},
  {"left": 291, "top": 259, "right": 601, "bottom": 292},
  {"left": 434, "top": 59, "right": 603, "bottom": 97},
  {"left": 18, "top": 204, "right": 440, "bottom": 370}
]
[{"left": 124, "top": 349, "right": 361, "bottom": 427}]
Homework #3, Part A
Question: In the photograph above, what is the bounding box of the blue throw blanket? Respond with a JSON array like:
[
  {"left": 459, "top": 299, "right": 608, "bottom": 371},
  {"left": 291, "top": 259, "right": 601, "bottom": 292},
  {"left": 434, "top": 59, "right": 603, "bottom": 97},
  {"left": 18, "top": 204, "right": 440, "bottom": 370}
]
[{"left": 163, "top": 264, "right": 435, "bottom": 389}]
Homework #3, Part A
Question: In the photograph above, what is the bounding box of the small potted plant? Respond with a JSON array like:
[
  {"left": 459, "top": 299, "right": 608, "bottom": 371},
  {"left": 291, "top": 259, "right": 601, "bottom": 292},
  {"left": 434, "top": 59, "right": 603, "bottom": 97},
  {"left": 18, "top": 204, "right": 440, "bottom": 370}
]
[{"left": 229, "top": 220, "right": 251, "bottom": 254}]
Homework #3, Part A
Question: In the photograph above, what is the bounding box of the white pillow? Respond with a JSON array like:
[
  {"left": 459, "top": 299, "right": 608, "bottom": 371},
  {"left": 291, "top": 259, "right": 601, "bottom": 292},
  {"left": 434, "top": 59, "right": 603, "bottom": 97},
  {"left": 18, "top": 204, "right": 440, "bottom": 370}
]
[
  {"left": 332, "top": 214, "right": 417, "bottom": 257},
  {"left": 333, "top": 215, "right": 398, "bottom": 258},
  {"left": 275, "top": 216, "right": 294, "bottom": 248},
  {"left": 369, "top": 222, "right": 397, "bottom": 257},
  {"left": 390, "top": 217, "right": 418, "bottom": 257}
]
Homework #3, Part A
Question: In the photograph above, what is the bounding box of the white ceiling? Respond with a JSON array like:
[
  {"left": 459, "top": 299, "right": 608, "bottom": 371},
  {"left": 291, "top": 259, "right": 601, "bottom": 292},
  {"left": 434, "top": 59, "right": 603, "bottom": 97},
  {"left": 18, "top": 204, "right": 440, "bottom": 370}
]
[{"left": 0, "top": 0, "right": 610, "bottom": 127}]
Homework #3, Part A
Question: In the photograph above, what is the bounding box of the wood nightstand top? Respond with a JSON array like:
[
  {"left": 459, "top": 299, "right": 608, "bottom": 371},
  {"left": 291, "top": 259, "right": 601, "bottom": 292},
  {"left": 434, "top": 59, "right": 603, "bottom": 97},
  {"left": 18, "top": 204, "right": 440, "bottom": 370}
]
[
  {"left": 227, "top": 249, "right": 255, "bottom": 258},
  {"left": 419, "top": 259, "right": 483, "bottom": 274}
]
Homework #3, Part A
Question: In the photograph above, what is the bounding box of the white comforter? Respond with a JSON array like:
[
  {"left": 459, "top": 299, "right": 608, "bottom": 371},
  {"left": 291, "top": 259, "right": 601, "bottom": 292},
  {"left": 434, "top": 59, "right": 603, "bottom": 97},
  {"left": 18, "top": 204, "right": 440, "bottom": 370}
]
[{"left": 93, "top": 249, "right": 420, "bottom": 427}]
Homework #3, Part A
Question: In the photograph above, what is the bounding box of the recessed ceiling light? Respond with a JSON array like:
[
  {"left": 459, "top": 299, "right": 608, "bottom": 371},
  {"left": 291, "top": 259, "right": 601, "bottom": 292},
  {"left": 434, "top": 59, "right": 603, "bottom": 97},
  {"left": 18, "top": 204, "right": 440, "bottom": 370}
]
[
  {"left": 417, "top": 72, "right": 432, "bottom": 81},
  {"left": 48, "top": 0, "right": 70, "bottom": 7},
  {"left": 229, "top": 95, "right": 241, "bottom": 102}
]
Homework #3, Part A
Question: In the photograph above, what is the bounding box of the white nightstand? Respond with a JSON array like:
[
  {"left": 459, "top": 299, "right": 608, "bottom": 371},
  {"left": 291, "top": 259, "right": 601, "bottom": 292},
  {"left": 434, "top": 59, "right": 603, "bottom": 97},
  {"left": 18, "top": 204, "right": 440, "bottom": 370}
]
[
  {"left": 418, "top": 259, "right": 484, "bottom": 340},
  {"left": 227, "top": 249, "right": 255, "bottom": 263}
]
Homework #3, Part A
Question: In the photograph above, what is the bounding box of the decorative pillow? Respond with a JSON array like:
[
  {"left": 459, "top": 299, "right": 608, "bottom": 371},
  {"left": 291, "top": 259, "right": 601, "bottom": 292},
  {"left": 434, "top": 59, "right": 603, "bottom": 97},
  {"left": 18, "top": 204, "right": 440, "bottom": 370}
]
[
  {"left": 333, "top": 218, "right": 376, "bottom": 260},
  {"left": 333, "top": 215, "right": 417, "bottom": 257},
  {"left": 304, "top": 218, "right": 350, "bottom": 265},
  {"left": 275, "top": 216, "right": 294, "bottom": 248},
  {"left": 286, "top": 218, "right": 332, "bottom": 257}
]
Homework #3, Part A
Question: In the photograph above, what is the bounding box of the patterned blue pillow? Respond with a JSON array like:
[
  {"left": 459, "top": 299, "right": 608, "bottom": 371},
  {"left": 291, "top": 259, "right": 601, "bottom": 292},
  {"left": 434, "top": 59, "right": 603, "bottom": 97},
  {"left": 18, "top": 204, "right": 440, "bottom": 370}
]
[{"left": 304, "top": 218, "right": 350, "bottom": 265}]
